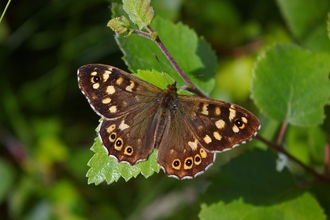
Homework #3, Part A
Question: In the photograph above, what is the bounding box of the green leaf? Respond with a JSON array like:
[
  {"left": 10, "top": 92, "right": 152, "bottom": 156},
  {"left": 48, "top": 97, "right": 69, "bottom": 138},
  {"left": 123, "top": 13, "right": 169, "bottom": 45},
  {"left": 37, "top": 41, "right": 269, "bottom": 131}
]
[
  {"left": 122, "top": 0, "right": 154, "bottom": 30},
  {"left": 0, "top": 159, "right": 15, "bottom": 203},
  {"left": 86, "top": 121, "right": 160, "bottom": 185},
  {"left": 135, "top": 69, "right": 174, "bottom": 89},
  {"left": 211, "top": 56, "right": 255, "bottom": 102},
  {"left": 277, "top": 0, "right": 330, "bottom": 52},
  {"left": 310, "top": 183, "right": 330, "bottom": 218},
  {"left": 112, "top": 5, "right": 216, "bottom": 95},
  {"left": 286, "top": 126, "right": 327, "bottom": 166},
  {"left": 107, "top": 16, "right": 131, "bottom": 34},
  {"left": 277, "top": 0, "right": 329, "bottom": 38},
  {"left": 200, "top": 192, "right": 325, "bottom": 220},
  {"left": 328, "top": 12, "right": 330, "bottom": 39},
  {"left": 199, "top": 149, "right": 325, "bottom": 220},
  {"left": 251, "top": 44, "right": 330, "bottom": 126},
  {"left": 151, "top": 0, "right": 182, "bottom": 21}
]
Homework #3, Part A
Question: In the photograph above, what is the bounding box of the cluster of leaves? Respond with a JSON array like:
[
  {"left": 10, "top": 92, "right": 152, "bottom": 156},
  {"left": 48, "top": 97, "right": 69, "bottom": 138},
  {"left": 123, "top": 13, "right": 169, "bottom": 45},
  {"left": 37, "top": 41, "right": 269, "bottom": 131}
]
[{"left": 87, "top": 0, "right": 330, "bottom": 218}]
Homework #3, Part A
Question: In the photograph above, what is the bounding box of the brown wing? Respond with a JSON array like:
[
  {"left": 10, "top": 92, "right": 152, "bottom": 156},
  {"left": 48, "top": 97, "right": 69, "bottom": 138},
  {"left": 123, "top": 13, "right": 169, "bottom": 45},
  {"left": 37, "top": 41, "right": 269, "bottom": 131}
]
[
  {"left": 156, "top": 110, "right": 216, "bottom": 180},
  {"left": 78, "top": 64, "right": 162, "bottom": 164},
  {"left": 99, "top": 104, "right": 159, "bottom": 164},
  {"left": 179, "top": 96, "right": 261, "bottom": 152},
  {"left": 77, "top": 64, "right": 161, "bottom": 119},
  {"left": 157, "top": 95, "right": 260, "bottom": 179}
]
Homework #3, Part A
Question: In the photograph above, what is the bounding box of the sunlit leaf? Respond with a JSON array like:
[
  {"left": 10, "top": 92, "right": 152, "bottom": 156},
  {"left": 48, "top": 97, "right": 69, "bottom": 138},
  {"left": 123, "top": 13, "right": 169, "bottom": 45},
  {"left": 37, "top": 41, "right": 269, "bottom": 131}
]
[
  {"left": 252, "top": 44, "right": 330, "bottom": 126},
  {"left": 123, "top": 0, "right": 154, "bottom": 30}
]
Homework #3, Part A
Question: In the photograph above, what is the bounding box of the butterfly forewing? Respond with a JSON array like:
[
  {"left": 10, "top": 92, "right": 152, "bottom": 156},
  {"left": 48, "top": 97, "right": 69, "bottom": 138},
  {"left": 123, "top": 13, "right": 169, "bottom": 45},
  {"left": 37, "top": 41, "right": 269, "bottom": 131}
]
[
  {"left": 179, "top": 96, "right": 261, "bottom": 152},
  {"left": 78, "top": 64, "right": 261, "bottom": 180},
  {"left": 78, "top": 64, "right": 164, "bottom": 164},
  {"left": 78, "top": 64, "right": 161, "bottom": 119}
]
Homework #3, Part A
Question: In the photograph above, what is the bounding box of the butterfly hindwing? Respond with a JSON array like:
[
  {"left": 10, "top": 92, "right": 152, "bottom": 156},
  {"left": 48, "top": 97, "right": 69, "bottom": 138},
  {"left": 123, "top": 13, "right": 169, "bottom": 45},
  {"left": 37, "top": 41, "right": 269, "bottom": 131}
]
[
  {"left": 156, "top": 110, "right": 216, "bottom": 179},
  {"left": 99, "top": 114, "right": 156, "bottom": 165}
]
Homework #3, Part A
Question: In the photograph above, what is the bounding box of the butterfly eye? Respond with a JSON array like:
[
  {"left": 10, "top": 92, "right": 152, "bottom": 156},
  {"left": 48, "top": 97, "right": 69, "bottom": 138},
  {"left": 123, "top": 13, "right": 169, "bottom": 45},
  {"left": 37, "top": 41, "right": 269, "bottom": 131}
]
[
  {"left": 91, "top": 76, "right": 101, "bottom": 83},
  {"left": 234, "top": 119, "right": 245, "bottom": 129},
  {"left": 109, "top": 132, "right": 117, "bottom": 142},
  {"left": 184, "top": 157, "right": 193, "bottom": 169},
  {"left": 124, "top": 146, "right": 133, "bottom": 156},
  {"left": 116, "top": 139, "right": 123, "bottom": 147},
  {"left": 172, "top": 159, "right": 181, "bottom": 170},
  {"left": 185, "top": 159, "right": 192, "bottom": 166},
  {"left": 194, "top": 155, "right": 202, "bottom": 165}
]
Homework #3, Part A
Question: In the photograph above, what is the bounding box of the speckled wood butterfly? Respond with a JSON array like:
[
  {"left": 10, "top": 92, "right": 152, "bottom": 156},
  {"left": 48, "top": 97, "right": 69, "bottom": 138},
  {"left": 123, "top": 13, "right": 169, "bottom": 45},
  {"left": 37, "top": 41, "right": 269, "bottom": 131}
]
[{"left": 78, "top": 64, "right": 260, "bottom": 179}]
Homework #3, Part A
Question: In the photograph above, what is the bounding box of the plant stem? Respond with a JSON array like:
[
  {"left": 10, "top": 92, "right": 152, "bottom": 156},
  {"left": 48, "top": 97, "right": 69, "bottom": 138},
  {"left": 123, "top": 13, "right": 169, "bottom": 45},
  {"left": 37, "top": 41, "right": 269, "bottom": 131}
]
[
  {"left": 277, "top": 120, "right": 288, "bottom": 146},
  {"left": 0, "top": 0, "right": 11, "bottom": 23},
  {"left": 132, "top": 28, "right": 206, "bottom": 97},
  {"left": 256, "top": 134, "right": 330, "bottom": 184}
]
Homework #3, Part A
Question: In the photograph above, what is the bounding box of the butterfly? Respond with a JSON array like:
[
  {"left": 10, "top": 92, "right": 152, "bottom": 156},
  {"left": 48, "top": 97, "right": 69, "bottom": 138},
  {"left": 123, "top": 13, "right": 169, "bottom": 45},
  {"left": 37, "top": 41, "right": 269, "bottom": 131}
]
[{"left": 78, "top": 64, "right": 260, "bottom": 179}]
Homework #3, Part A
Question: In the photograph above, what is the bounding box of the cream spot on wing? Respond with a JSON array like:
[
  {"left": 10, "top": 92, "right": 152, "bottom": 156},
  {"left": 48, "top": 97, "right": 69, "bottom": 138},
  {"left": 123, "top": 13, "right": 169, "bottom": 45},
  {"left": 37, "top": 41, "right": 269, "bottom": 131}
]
[
  {"left": 119, "top": 120, "right": 129, "bottom": 131},
  {"left": 215, "top": 107, "right": 221, "bottom": 115},
  {"left": 203, "top": 135, "right": 212, "bottom": 144},
  {"left": 106, "top": 124, "right": 116, "bottom": 133},
  {"left": 102, "top": 97, "right": 111, "bottom": 104},
  {"left": 229, "top": 106, "right": 236, "bottom": 121},
  {"left": 114, "top": 144, "right": 122, "bottom": 151},
  {"left": 92, "top": 83, "right": 100, "bottom": 89},
  {"left": 215, "top": 119, "right": 225, "bottom": 129},
  {"left": 126, "top": 80, "right": 135, "bottom": 92},
  {"left": 213, "top": 131, "right": 222, "bottom": 140},
  {"left": 116, "top": 77, "right": 123, "bottom": 85},
  {"left": 232, "top": 125, "right": 240, "bottom": 133},
  {"left": 241, "top": 116, "right": 248, "bottom": 123},
  {"left": 201, "top": 103, "right": 209, "bottom": 115},
  {"left": 188, "top": 139, "right": 198, "bottom": 151},
  {"left": 103, "top": 70, "right": 111, "bottom": 82},
  {"left": 200, "top": 148, "right": 207, "bottom": 158},
  {"left": 91, "top": 71, "right": 97, "bottom": 76},
  {"left": 106, "top": 86, "right": 115, "bottom": 95},
  {"left": 109, "top": 106, "right": 117, "bottom": 113}
]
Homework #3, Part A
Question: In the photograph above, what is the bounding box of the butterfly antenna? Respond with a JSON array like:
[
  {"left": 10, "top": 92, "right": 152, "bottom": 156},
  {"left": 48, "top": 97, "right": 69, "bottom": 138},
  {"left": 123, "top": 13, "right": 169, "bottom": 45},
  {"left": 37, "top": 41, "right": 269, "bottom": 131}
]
[
  {"left": 153, "top": 53, "right": 164, "bottom": 74},
  {"left": 153, "top": 53, "right": 173, "bottom": 85}
]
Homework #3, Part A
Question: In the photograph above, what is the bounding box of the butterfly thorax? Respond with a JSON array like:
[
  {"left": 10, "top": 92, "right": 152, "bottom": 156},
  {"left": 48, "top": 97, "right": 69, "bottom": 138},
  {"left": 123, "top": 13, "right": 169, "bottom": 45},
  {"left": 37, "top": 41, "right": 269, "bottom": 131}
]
[
  {"left": 157, "top": 82, "right": 178, "bottom": 112},
  {"left": 152, "top": 82, "right": 179, "bottom": 148}
]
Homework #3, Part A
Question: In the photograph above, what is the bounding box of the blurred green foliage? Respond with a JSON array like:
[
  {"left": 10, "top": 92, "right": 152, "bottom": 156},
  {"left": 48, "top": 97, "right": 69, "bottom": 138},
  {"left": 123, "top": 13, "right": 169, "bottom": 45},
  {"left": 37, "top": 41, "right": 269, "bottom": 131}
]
[{"left": 1, "top": 0, "right": 330, "bottom": 219}]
